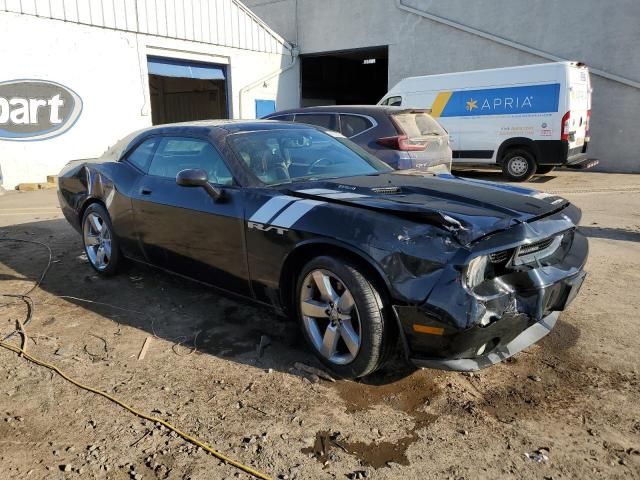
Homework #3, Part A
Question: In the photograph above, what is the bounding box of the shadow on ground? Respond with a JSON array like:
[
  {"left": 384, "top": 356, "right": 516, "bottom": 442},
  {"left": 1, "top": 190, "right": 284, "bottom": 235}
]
[
  {"left": 0, "top": 218, "right": 414, "bottom": 384},
  {"left": 579, "top": 226, "right": 640, "bottom": 242},
  {"left": 452, "top": 168, "right": 558, "bottom": 183}
]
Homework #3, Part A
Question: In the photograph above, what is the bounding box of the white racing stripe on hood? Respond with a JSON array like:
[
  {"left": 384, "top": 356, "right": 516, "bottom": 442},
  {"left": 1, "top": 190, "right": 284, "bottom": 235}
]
[
  {"left": 271, "top": 199, "right": 326, "bottom": 228},
  {"left": 323, "top": 192, "right": 369, "bottom": 199},
  {"left": 249, "top": 195, "right": 299, "bottom": 224},
  {"left": 296, "top": 188, "right": 369, "bottom": 200},
  {"left": 296, "top": 188, "right": 341, "bottom": 195}
]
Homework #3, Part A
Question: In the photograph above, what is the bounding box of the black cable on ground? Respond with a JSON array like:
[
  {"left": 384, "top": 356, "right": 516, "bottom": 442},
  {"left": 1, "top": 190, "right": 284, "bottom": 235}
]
[
  {"left": 1, "top": 294, "right": 33, "bottom": 342},
  {"left": 0, "top": 237, "right": 273, "bottom": 479}
]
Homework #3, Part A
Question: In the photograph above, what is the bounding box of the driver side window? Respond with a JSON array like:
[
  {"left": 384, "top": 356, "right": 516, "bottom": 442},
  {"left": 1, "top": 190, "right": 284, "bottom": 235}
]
[{"left": 148, "top": 137, "right": 234, "bottom": 186}]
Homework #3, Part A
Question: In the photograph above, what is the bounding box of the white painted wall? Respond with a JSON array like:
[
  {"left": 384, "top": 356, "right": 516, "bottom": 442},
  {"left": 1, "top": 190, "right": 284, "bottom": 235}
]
[
  {"left": 0, "top": 10, "right": 299, "bottom": 189},
  {"left": 0, "top": 0, "right": 288, "bottom": 54}
]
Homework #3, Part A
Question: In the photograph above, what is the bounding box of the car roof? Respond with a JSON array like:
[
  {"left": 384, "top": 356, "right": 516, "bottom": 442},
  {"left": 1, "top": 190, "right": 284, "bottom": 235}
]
[
  {"left": 265, "top": 105, "right": 429, "bottom": 116},
  {"left": 136, "top": 119, "right": 317, "bottom": 136},
  {"left": 111, "top": 120, "right": 320, "bottom": 161}
]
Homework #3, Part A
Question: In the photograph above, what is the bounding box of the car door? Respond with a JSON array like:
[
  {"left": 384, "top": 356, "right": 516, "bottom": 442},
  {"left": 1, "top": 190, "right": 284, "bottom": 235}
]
[
  {"left": 114, "top": 136, "right": 161, "bottom": 261},
  {"left": 130, "top": 135, "right": 251, "bottom": 296}
]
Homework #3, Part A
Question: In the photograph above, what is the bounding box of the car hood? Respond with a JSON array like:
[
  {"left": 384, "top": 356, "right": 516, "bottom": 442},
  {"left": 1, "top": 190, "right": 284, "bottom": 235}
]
[{"left": 286, "top": 173, "right": 571, "bottom": 245}]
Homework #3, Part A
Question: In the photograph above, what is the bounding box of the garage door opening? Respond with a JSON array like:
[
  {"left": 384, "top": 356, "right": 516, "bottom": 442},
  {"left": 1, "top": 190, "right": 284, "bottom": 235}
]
[
  {"left": 300, "top": 46, "right": 388, "bottom": 107},
  {"left": 148, "top": 56, "right": 228, "bottom": 125}
]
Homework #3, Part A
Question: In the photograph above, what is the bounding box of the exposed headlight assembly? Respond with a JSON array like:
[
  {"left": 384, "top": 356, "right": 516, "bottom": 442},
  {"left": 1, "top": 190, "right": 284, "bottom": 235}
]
[{"left": 465, "top": 255, "right": 489, "bottom": 289}]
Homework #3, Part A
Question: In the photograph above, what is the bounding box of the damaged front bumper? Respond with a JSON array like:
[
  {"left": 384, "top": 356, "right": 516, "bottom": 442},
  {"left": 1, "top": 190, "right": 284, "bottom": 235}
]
[
  {"left": 411, "top": 311, "right": 559, "bottom": 371},
  {"left": 393, "top": 209, "right": 588, "bottom": 371}
]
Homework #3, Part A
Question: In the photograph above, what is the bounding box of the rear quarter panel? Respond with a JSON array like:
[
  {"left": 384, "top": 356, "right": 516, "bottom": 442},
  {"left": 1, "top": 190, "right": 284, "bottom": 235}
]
[{"left": 58, "top": 159, "right": 142, "bottom": 258}]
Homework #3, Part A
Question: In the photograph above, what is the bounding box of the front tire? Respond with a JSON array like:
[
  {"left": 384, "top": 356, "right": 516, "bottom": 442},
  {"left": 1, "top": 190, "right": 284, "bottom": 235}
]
[
  {"left": 502, "top": 149, "right": 537, "bottom": 181},
  {"left": 296, "top": 256, "right": 390, "bottom": 378},
  {"left": 82, "top": 203, "right": 121, "bottom": 276}
]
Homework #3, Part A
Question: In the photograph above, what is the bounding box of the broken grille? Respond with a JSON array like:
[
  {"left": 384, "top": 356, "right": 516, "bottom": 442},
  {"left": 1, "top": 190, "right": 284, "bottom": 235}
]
[
  {"left": 488, "top": 235, "right": 564, "bottom": 266},
  {"left": 489, "top": 250, "right": 513, "bottom": 264},
  {"left": 518, "top": 237, "right": 555, "bottom": 256},
  {"left": 513, "top": 235, "right": 564, "bottom": 265}
]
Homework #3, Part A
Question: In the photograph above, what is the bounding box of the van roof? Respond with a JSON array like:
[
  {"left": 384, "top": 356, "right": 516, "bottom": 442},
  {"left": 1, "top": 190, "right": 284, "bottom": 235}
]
[
  {"left": 265, "top": 105, "right": 430, "bottom": 116},
  {"left": 395, "top": 61, "right": 587, "bottom": 83},
  {"left": 383, "top": 61, "right": 589, "bottom": 98}
]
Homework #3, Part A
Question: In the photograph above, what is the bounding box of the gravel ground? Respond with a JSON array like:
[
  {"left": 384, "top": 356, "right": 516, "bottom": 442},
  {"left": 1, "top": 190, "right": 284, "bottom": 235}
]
[{"left": 0, "top": 170, "right": 639, "bottom": 480}]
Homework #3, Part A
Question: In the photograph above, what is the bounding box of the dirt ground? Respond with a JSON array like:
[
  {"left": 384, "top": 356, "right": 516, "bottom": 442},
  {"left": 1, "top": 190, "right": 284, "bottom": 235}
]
[{"left": 0, "top": 170, "right": 639, "bottom": 480}]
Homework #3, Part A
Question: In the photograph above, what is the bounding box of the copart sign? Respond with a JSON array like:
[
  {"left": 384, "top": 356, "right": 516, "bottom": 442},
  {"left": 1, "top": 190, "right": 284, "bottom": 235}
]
[{"left": 0, "top": 80, "right": 82, "bottom": 141}]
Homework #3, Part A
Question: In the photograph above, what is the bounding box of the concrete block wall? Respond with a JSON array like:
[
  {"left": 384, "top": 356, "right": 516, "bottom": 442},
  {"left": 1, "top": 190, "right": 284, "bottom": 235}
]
[{"left": 245, "top": 0, "right": 640, "bottom": 173}]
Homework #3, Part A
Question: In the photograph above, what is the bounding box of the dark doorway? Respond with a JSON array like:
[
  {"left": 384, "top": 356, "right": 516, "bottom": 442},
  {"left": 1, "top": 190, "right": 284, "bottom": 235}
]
[
  {"left": 300, "top": 46, "right": 388, "bottom": 107},
  {"left": 147, "top": 56, "right": 228, "bottom": 125}
]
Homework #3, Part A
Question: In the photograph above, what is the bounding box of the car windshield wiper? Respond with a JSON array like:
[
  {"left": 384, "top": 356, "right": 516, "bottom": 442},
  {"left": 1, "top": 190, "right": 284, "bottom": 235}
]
[
  {"left": 269, "top": 171, "right": 385, "bottom": 188},
  {"left": 268, "top": 175, "right": 324, "bottom": 187}
]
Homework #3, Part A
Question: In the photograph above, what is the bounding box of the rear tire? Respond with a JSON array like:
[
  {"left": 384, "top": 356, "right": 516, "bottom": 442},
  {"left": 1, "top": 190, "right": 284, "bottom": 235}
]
[
  {"left": 296, "top": 256, "right": 391, "bottom": 378},
  {"left": 82, "top": 203, "right": 121, "bottom": 276},
  {"left": 536, "top": 165, "right": 556, "bottom": 175},
  {"left": 502, "top": 149, "right": 537, "bottom": 182}
]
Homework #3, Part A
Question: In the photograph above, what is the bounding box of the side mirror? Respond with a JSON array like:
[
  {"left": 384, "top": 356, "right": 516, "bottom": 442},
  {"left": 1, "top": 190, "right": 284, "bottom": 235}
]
[{"left": 176, "top": 169, "right": 223, "bottom": 200}]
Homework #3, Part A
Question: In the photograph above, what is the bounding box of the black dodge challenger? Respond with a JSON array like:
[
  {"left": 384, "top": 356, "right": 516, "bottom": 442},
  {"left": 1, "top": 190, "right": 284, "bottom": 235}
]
[{"left": 58, "top": 120, "right": 588, "bottom": 378}]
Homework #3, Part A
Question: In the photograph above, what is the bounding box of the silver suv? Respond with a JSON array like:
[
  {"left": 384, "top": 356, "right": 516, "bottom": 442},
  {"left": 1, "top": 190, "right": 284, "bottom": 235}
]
[{"left": 264, "top": 105, "right": 452, "bottom": 173}]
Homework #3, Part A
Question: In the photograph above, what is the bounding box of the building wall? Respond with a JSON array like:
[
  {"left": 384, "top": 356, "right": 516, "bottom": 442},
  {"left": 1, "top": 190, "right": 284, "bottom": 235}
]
[
  {"left": 245, "top": 0, "right": 640, "bottom": 173},
  {"left": 0, "top": 5, "right": 299, "bottom": 189},
  {"left": 0, "top": 0, "right": 289, "bottom": 54}
]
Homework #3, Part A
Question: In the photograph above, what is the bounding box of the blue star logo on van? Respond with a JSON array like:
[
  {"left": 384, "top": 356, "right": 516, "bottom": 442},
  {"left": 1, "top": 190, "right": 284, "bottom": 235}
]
[{"left": 466, "top": 98, "right": 478, "bottom": 111}]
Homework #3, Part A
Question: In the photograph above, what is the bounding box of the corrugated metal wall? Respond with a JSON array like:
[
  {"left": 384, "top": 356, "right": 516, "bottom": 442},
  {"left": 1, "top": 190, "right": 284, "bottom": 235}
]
[{"left": 0, "top": 0, "right": 290, "bottom": 54}]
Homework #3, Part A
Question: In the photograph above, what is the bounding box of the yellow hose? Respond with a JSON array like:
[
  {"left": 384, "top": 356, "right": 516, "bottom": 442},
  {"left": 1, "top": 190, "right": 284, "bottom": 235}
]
[{"left": 0, "top": 340, "right": 272, "bottom": 480}]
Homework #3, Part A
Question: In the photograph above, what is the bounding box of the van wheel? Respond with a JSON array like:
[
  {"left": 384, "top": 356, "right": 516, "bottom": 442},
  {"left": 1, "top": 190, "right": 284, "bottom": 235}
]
[
  {"left": 502, "top": 149, "right": 537, "bottom": 181},
  {"left": 536, "top": 165, "right": 556, "bottom": 175}
]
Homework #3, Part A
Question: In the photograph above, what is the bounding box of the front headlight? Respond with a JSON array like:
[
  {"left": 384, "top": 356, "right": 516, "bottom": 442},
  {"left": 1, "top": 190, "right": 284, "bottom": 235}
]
[{"left": 465, "top": 255, "right": 489, "bottom": 289}]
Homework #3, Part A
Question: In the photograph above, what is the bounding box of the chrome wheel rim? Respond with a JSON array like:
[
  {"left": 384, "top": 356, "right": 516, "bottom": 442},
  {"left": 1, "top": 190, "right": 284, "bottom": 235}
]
[
  {"left": 300, "top": 269, "right": 361, "bottom": 365},
  {"left": 83, "top": 212, "right": 112, "bottom": 271},
  {"left": 508, "top": 156, "right": 529, "bottom": 177}
]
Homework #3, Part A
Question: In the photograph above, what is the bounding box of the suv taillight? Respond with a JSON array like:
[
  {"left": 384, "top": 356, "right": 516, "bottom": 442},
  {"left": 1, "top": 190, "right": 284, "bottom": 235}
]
[
  {"left": 377, "top": 135, "right": 426, "bottom": 151},
  {"left": 560, "top": 111, "right": 571, "bottom": 141}
]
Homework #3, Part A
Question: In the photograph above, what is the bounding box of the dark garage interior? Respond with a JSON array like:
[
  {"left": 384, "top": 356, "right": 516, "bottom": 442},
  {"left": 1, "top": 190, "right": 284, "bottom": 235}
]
[
  {"left": 147, "top": 56, "right": 228, "bottom": 125},
  {"left": 300, "top": 46, "right": 388, "bottom": 106}
]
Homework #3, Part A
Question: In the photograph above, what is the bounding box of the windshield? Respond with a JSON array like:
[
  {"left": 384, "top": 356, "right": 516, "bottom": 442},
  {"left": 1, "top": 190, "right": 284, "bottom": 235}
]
[{"left": 228, "top": 128, "right": 392, "bottom": 186}]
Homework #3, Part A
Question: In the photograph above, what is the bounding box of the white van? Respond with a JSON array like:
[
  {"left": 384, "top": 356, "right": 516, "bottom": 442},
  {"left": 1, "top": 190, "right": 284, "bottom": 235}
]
[{"left": 379, "top": 62, "right": 593, "bottom": 181}]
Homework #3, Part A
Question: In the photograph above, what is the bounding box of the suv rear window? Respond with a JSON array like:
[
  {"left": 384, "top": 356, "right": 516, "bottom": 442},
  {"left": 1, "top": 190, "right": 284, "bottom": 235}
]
[
  {"left": 293, "top": 113, "right": 338, "bottom": 131},
  {"left": 269, "top": 114, "right": 294, "bottom": 122},
  {"left": 392, "top": 111, "right": 446, "bottom": 137},
  {"left": 339, "top": 114, "right": 373, "bottom": 137}
]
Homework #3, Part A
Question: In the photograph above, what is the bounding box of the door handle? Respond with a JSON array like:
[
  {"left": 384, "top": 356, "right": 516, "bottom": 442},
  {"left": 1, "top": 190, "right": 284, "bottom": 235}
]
[{"left": 140, "top": 187, "right": 152, "bottom": 195}]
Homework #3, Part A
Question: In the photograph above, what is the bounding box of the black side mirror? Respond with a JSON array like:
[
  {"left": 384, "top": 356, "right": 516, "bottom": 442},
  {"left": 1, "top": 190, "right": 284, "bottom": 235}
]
[{"left": 176, "top": 169, "right": 223, "bottom": 200}]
